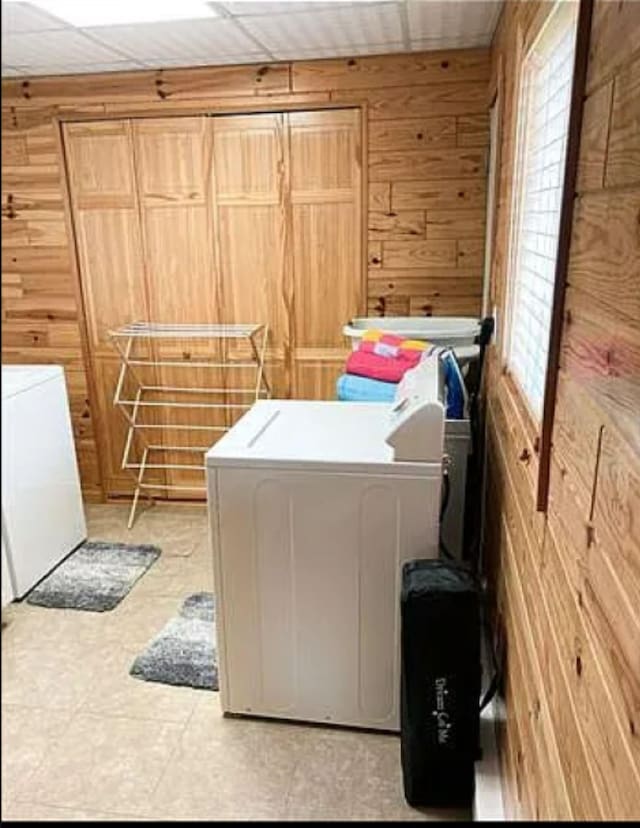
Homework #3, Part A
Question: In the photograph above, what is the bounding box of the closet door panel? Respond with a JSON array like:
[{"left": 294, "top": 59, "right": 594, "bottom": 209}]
[
  {"left": 292, "top": 202, "right": 359, "bottom": 347},
  {"left": 288, "top": 109, "right": 362, "bottom": 399},
  {"left": 212, "top": 113, "right": 289, "bottom": 398},
  {"left": 74, "top": 209, "right": 147, "bottom": 351},
  {"left": 133, "top": 117, "right": 219, "bottom": 497},
  {"left": 65, "top": 121, "right": 147, "bottom": 353},
  {"left": 217, "top": 206, "right": 287, "bottom": 348},
  {"left": 134, "top": 117, "right": 209, "bottom": 206},
  {"left": 133, "top": 117, "right": 218, "bottom": 337},
  {"left": 289, "top": 110, "right": 358, "bottom": 194},
  {"left": 64, "top": 120, "right": 157, "bottom": 494},
  {"left": 64, "top": 121, "right": 137, "bottom": 210},
  {"left": 142, "top": 206, "right": 217, "bottom": 326},
  {"left": 214, "top": 114, "right": 281, "bottom": 200}
]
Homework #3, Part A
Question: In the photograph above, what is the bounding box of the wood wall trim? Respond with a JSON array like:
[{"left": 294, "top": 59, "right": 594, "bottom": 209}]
[{"left": 537, "top": 0, "right": 594, "bottom": 512}]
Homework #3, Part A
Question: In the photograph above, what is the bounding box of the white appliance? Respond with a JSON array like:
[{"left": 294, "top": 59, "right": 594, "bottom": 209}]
[
  {"left": 1, "top": 365, "right": 87, "bottom": 599},
  {"left": 1, "top": 531, "right": 14, "bottom": 609},
  {"left": 206, "top": 358, "right": 445, "bottom": 731}
]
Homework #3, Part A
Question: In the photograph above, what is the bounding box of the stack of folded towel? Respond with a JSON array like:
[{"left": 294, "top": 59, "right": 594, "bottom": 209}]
[{"left": 336, "top": 329, "right": 466, "bottom": 419}]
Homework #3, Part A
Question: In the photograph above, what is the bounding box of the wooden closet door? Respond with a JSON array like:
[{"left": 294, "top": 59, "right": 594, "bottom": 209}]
[
  {"left": 288, "top": 109, "right": 363, "bottom": 399},
  {"left": 64, "top": 120, "right": 162, "bottom": 496},
  {"left": 211, "top": 113, "right": 289, "bottom": 399},
  {"left": 133, "top": 116, "right": 221, "bottom": 497}
]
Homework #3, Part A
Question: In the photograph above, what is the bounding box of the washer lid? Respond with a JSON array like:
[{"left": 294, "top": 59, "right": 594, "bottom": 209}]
[
  {"left": 206, "top": 400, "right": 440, "bottom": 476},
  {"left": 1, "top": 365, "right": 63, "bottom": 400}
]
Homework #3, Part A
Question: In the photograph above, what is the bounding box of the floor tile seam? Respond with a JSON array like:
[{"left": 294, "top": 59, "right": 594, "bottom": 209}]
[{"left": 3, "top": 796, "right": 150, "bottom": 820}]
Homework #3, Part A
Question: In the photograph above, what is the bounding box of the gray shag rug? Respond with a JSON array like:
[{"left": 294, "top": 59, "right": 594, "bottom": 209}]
[
  {"left": 26, "top": 541, "right": 161, "bottom": 612},
  {"left": 130, "top": 592, "right": 218, "bottom": 691}
]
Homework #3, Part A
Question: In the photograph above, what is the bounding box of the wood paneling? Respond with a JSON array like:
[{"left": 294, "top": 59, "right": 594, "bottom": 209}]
[
  {"left": 292, "top": 49, "right": 491, "bottom": 92},
  {"left": 1, "top": 63, "right": 290, "bottom": 106},
  {"left": 1, "top": 48, "right": 490, "bottom": 500},
  {"left": 337, "top": 80, "right": 489, "bottom": 119},
  {"left": 567, "top": 190, "right": 640, "bottom": 324},
  {"left": 212, "top": 113, "right": 289, "bottom": 392},
  {"left": 368, "top": 210, "right": 425, "bottom": 240},
  {"left": 586, "top": 0, "right": 640, "bottom": 93},
  {"left": 368, "top": 117, "right": 456, "bottom": 151},
  {"left": 392, "top": 178, "right": 486, "bottom": 210},
  {"left": 486, "top": 0, "right": 640, "bottom": 820},
  {"left": 369, "top": 147, "right": 485, "bottom": 182},
  {"left": 63, "top": 121, "right": 156, "bottom": 496},
  {"left": 289, "top": 109, "right": 362, "bottom": 397},
  {"left": 425, "top": 208, "right": 485, "bottom": 239},
  {"left": 576, "top": 79, "right": 612, "bottom": 192},
  {"left": 604, "top": 54, "right": 640, "bottom": 188}
]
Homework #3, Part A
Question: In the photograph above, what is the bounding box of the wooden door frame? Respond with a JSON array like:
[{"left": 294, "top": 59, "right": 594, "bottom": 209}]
[{"left": 56, "top": 100, "right": 368, "bottom": 502}]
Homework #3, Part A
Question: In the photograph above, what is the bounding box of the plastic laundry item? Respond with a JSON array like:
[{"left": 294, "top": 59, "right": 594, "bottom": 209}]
[
  {"left": 361, "top": 329, "right": 429, "bottom": 352},
  {"left": 440, "top": 350, "right": 467, "bottom": 419},
  {"left": 336, "top": 373, "right": 398, "bottom": 402}
]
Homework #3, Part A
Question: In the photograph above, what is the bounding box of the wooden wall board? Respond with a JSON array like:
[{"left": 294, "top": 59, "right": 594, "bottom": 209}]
[
  {"left": 605, "top": 53, "right": 640, "bottom": 188},
  {"left": 368, "top": 147, "right": 485, "bottom": 182},
  {"left": 585, "top": 0, "right": 640, "bottom": 94},
  {"left": 334, "top": 81, "right": 490, "bottom": 119},
  {"left": 1, "top": 63, "right": 290, "bottom": 106},
  {"left": 485, "top": 0, "right": 640, "bottom": 819},
  {"left": 391, "top": 178, "right": 486, "bottom": 210},
  {"left": 368, "top": 116, "right": 457, "bottom": 151},
  {"left": 289, "top": 108, "right": 362, "bottom": 396},
  {"left": 291, "top": 49, "right": 491, "bottom": 92}
]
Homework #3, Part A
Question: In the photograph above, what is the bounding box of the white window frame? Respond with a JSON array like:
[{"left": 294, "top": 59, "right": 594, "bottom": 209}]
[{"left": 503, "top": 0, "right": 579, "bottom": 423}]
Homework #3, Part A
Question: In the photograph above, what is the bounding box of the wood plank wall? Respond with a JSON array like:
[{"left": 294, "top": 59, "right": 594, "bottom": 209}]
[
  {"left": 1, "top": 49, "right": 490, "bottom": 500},
  {"left": 485, "top": 0, "right": 640, "bottom": 819}
]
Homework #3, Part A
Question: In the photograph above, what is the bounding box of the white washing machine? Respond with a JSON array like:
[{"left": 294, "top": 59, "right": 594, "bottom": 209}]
[
  {"left": 1, "top": 365, "right": 87, "bottom": 599},
  {"left": 206, "top": 358, "right": 445, "bottom": 731}
]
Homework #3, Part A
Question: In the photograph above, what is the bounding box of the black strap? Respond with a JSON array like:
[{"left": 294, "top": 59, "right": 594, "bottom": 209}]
[
  {"left": 480, "top": 670, "right": 499, "bottom": 712},
  {"left": 479, "top": 580, "right": 501, "bottom": 713}
]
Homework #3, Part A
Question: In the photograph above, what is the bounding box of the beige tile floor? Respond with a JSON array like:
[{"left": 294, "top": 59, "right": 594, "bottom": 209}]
[{"left": 1, "top": 502, "right": 469, "bottom": 822}]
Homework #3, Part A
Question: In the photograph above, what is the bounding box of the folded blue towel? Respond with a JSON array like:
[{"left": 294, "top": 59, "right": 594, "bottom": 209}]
[{"left": 336, "top": 373, "right": 397, "bottom": 402}]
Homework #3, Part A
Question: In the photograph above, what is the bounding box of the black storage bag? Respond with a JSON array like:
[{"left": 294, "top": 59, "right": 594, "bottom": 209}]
[{"left": 400, "top": 558, "right": 481, "bottom": 808}]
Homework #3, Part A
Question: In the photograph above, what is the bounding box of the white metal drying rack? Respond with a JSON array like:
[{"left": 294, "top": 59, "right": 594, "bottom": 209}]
[{"left": 109, "top": 321, "right": 270, "bottom": 528}]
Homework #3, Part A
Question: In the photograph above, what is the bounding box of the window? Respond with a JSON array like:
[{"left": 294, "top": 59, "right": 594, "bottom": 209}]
[{"left": 505, "top": 1, "right": 579, "bottom": 420}]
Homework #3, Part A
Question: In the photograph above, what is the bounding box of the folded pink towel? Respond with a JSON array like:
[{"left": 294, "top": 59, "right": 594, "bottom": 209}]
[{"left": 346, "top": 349, "right": 421, "bottom": 383}]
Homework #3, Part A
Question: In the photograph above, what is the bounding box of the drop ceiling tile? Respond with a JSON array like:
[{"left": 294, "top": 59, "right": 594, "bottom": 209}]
[
  {"left": 18, "top": 60, "right": 149, "bottom": 76},
  {"left": 220, "top": 1, "right": 357, "bottom": 15},
  {"left": 241, "top": 2, "right": 403, "bottom": 51},
  {"left": 407, "top": 0, "right": 501, "bottom": 45},
  {"left": 83, "top": 18, "right": 259, "bottom": 61},
  {"left": 1, "top": 29, "right": 126, "bottom": 66},
  {"left": 274, "top": 41, "right": 404, "bottom": 61},
  {"left": 1, "top": 1, "right": 67, "bottom": 34}
]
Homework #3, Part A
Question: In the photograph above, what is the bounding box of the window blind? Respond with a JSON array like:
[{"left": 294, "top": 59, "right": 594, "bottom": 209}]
[{"left": 507, "top": 4, "right": 577, "bottom": 419}]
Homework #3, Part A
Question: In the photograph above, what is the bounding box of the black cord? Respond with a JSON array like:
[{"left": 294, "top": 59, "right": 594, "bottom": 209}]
[
  {"left": 440, "top": 464, "right": 450, "bottom": 523},
  {"left": 439, "top": 465, "right": 454, "bottom": 561},
  {"left": 479, "top": 583, "right": 500, "bottom": 711}
]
